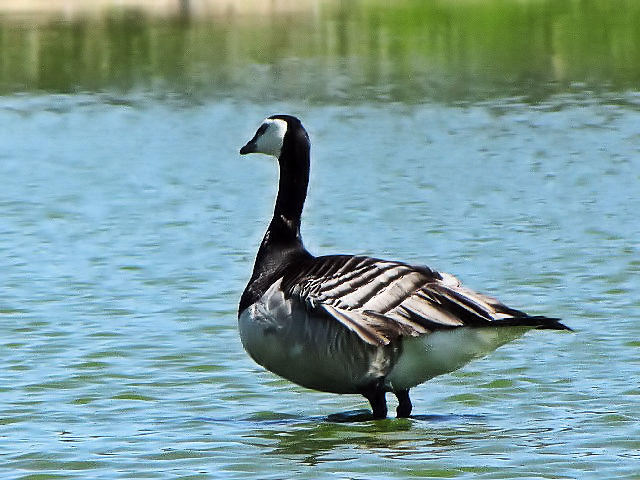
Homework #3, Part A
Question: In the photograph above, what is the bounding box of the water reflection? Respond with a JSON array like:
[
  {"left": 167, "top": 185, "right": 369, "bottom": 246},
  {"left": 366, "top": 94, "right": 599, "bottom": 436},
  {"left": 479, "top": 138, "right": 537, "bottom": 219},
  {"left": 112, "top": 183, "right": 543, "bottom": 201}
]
[
  {"left": 1, "top": 0, "right": 638, "bottom": 102},
  {"left": 241, "top": 413, "right": 498, "bottom": 468},
  {"left": 195, "top": 410, "right": 493, "bottom": 468}
]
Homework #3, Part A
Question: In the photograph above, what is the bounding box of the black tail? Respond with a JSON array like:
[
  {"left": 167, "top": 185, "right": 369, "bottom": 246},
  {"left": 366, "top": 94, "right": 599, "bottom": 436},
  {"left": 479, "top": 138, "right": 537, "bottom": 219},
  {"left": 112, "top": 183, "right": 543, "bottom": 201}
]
[{"left": 491, "top": 315, "right": 572, "bottom": 331}]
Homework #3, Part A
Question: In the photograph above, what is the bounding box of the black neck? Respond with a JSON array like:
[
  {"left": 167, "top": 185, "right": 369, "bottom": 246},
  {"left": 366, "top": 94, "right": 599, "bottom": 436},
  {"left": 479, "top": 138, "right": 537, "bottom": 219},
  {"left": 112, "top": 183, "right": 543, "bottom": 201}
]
[
  {"left": 239, "top": 127, "right": 312, "bottom": 313},
  {"left": 270, "top": 139, "right": 310, "bottom": 243},
  {"left": 256, "top": 132, "right": 309, "bottom": 262}
]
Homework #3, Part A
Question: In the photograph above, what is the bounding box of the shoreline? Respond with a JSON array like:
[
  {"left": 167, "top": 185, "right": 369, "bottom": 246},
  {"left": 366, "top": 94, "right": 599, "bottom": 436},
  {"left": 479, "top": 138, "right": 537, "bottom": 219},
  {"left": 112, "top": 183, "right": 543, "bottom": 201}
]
[{"left": 0, "top": 0, "right": 327, "bottom": 20}]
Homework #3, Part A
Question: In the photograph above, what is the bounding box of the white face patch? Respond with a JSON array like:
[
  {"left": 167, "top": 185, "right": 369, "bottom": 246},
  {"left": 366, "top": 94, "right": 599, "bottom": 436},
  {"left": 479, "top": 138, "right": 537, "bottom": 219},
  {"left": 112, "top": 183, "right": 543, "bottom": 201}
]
[{"left": 252, "top": 118, "right": 288, "bottom": 157}]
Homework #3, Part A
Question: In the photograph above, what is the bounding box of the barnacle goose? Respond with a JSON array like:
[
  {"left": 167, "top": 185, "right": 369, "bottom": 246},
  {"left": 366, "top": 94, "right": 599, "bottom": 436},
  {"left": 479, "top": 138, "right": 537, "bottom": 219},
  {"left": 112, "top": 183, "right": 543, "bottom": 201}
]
[{"left": 238, "top": 114, "right": 570, "bottom": 419}]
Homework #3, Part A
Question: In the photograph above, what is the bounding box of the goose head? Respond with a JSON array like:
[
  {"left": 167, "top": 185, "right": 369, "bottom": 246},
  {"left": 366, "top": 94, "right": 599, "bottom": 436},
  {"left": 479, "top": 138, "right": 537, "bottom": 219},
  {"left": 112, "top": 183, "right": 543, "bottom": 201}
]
[{"left": 240, "top": 115, "right": 308, "bottom": 159}]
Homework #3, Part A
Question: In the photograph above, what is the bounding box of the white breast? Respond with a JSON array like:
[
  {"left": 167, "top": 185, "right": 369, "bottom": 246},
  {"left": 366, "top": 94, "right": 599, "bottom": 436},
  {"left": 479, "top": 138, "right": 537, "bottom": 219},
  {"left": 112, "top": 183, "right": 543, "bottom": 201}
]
[{"left": 238, "top": 279, "right": 391, "bottom": 394}]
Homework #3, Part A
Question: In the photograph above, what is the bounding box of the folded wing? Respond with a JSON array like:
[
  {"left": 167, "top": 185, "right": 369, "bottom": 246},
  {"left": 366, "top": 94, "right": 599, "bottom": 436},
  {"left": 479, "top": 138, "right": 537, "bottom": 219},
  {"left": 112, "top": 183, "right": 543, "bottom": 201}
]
[{"left": 281, "top": 255, "right": 568, "bottom": 346}]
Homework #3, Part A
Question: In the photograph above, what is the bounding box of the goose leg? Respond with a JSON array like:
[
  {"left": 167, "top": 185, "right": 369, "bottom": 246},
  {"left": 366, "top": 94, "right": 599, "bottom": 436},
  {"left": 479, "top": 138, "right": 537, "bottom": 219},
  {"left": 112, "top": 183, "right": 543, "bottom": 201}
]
[
  {"left": 395, "top": 389, "right": 412, "bottom": 418},
  {"left": 360, "top": 383, "right": 388, "bottom": 419}
]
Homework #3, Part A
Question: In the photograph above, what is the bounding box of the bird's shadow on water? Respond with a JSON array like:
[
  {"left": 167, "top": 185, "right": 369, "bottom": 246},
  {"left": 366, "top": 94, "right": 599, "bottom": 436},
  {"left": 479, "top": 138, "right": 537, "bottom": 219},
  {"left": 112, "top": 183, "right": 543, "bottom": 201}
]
[
  {"left": 325, "top": 409, "right": 484, "bottom": 423},
  {"left": 197, "top": 410, "right": 490, "bottom": 463},
  {"left": 197, "top": 409, "right": 485, "bottom": 426}
]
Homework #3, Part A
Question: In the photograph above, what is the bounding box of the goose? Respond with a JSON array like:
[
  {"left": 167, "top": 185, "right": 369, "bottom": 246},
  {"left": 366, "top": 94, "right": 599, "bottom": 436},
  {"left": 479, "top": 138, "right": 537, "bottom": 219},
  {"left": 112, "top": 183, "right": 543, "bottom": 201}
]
[{"left": 238, "top": 114, "right": 570, "bottom": 419}]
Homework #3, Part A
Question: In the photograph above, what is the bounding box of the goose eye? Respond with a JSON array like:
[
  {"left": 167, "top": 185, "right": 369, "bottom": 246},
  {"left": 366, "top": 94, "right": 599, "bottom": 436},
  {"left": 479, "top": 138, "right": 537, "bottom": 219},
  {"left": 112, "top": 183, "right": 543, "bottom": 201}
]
[{"left": 256, "top": 124, "right": 268, "bottom": 136}]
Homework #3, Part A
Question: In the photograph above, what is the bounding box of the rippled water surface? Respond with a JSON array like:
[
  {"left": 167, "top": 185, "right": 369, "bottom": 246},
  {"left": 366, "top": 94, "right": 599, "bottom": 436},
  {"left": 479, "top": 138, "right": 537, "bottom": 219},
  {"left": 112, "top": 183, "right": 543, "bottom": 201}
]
[{"left": 1, "top": 2, "right": 640, "bottom": 479}]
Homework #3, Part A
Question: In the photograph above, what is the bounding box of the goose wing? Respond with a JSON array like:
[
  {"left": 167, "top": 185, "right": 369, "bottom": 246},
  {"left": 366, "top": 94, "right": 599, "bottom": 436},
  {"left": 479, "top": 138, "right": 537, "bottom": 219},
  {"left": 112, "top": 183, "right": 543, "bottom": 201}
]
[{"left": 281, "top": 255, "right": 566, "bottom": 346}]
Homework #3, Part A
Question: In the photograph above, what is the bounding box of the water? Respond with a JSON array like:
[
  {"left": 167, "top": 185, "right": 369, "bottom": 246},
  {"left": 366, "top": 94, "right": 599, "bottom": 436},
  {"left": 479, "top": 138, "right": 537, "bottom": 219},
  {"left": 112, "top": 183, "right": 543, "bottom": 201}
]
[{"left": 1, "top": 2, "right": 640, "bottom": 479}]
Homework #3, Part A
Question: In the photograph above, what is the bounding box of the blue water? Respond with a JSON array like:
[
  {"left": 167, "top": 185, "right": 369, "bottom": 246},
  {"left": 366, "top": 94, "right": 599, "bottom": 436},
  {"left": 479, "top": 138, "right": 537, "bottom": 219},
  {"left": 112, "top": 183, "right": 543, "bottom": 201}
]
[{"left": 1, "top": 93, "right": 639, "bottom": 479}]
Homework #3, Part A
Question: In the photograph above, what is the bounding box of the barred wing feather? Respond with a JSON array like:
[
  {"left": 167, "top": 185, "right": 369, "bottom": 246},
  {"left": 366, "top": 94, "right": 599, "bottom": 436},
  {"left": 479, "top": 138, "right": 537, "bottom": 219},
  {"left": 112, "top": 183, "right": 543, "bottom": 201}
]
[{"left": 281, "top": 255, "right": 545, "bottom": 346}]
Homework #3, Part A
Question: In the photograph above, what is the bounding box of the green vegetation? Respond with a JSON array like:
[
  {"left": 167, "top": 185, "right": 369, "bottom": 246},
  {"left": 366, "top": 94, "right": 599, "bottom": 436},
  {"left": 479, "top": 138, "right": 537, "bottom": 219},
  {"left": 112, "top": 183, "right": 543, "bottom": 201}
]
[{"left": 0, "top": 0, "right": 638, "bottom": 102}]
